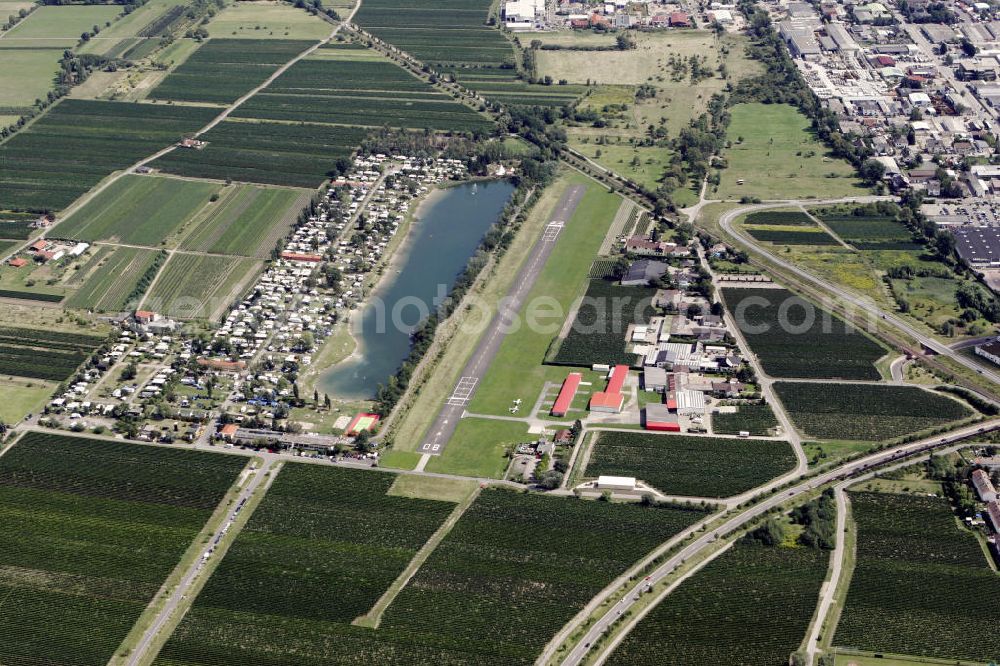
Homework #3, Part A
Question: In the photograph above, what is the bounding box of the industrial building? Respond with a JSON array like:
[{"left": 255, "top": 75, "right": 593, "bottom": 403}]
[
  {"left": 589, "top": 365, "right": 628, "bottom": 413},
  {"left": 644, "top": 402, "right": 680, "bottom": 431},
  {"left": 551, "top": 372, "right": 582, "bottom": 417},
  {"left": 954, "top": 226, "right": 1000, "bottom": 267}
]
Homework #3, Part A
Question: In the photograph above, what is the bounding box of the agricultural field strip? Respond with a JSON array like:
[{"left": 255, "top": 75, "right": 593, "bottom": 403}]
[
  {"left": 0, "top": 325, "right": 104, "bottom": 382},
  {"left": 64, "top": 246, "right": 161, "bottom": 312},
  {"left": 833, "top": 492, "right": 1000, "bottom": 662},
  {"left": 353, "top": 0, "right": 583, "bottom": 107},
  {"left": 148, "top": 39, "right": 321, "bottom": 104},
  {"left": 0, "top": 100, "right": 218, "bottom": 212},
  {"left": 151, "top": 463, "right": 458, "bottom": 664},
  {"left": 0, "top": 431, "right": 248, "bottom": 666},
  {"left": 551, "top": 279, "right": 656, "bottom": 367},
  {"left": 7, "top": 7, "right": 345, "bottom": 239},
  {"left": 773, "top": 382, "right": 973, "bottom": 442},
  {"left": 741, "top": 209, "right": 841, "bottom": 246},
  {"left": 143, "top": 252, "right": 261, "bottom": 320},
  {"left": 605, "top": 542, "right": 829, "bottom": 666},
  {"left": 149, "top": 460, "right": 708, "bottom": 664},
  {"left": 54, "top": 174, "right": 220, "bottom": 247},
  {"left": 227, "top": 43, "right": 493, "bottom": 132},
  {"left": 720, "top": 286, "right": 886, "bottom": 380},
  {"left": 583, "top": 431, "right": 798, "bottom": 498}
]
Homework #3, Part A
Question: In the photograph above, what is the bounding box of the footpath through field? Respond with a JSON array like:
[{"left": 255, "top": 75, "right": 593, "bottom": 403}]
[{"left": 416, "top": 184, "right": 586, "bottom": 456}]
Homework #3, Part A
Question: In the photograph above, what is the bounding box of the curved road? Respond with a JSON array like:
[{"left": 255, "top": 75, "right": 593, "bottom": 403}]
[
  {"left": 562, "top": 419, "right": 998, "bottom": 666},
  {"left": 718, "top": 200, "right": 1000, "bottom": 389}
]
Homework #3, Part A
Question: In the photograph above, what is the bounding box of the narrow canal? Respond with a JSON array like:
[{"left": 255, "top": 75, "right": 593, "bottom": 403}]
[{"left": 318, "top": 179, "right": 515, "bottom": 400}]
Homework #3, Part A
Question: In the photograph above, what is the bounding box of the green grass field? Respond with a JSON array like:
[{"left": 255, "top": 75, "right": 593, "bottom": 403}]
[
  {"left": 386, "top": 474, "right": 478, "bottom": 502},
  {"left": 566, "top": 135, "right": 673, "bottom": 192},
  {"left": 423, "top": 417, "right": 529, "bottom": 479},
  {"left": 715, "top": 103, "right": 863, "bottom": 200},
  {"left": 467, "top": 176, "right": 621, "bottom": 416},
  {"left": 206, "top": 0, "right": 331, "bottom": 40},
  {"left": 177, "top": 184, "right": 309, "bottom": 257},
  {"left": 378, "top": 449, "right": 422, "bottom": 470},
  {"left": 57, "top": 175, "right": 220, "bottom": 246},
  {"left": 2, "top": 5, "right": 122, "bottom": 47},
  {"left": 560, "top": 31, "right": 760, "bottom": 198},
  {"left": 0, "top": 379, "right": 53, "bottom": 424},
  {"left": 145, "top": 252, "right": 260, "bottom": 320},
  {"left": 0, "top": 46, "right": 63, "bottom": 108},
  {"left": 549, "top": 31, "right": 758, "bottom": 135}
]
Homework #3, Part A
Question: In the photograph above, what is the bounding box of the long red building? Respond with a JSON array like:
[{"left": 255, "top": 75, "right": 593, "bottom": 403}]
[{"left": 551, "top": 372, "right": 582, "bottom": 417}]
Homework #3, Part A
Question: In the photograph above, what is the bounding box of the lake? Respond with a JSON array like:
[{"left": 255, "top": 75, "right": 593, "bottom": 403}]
[{"left": 318, "top": 179, "right": 515, "bottom": 400}]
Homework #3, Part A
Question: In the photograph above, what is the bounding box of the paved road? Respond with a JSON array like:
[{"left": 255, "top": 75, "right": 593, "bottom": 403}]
[
  {"left": 718, "top": 201, "right": 1000, "bottom": 390},
  {"left": 889, "top": 354, "right": 907, "bottom": 382},
  {"left": 699, "top": 244, "right": 807, "bottom": 474},
  {"left": 564, "top": 419, "right": 998, "bottom": 666},
  {"left": 126, "top": 457, "right": 278, "bottom": 666},
  {"left": 416, "top": 184, "right": 586, "bottom": 455},
  {"left": 949, "top": 335, "right": 997, "bottom": 351}
]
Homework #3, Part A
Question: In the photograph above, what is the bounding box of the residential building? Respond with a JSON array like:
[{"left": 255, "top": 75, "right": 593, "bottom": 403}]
[{"left": 972, "top": 469, "right": 998, "bottom": 502}]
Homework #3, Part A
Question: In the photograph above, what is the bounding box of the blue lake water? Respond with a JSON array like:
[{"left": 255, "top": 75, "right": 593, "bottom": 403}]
[{"left": 318, "top": 179, "right": 515, "bottom": 400}]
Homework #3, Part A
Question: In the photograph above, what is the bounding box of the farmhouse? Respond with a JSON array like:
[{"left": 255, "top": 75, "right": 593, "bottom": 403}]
[
  {"left": 988, "top": 500, "right": 1000, "bottom": 532},
  {"left": 551, "top": 372, "right": 582, "bottom": 417},
  {"left": 626, "top": 236, "right": 671, "bottom": 254},
  {"left": 668, "top": 11, "right": 691, "bottom": 27},
  {"left": 8, "top": 258, "right": 27, "bottom": 268},
  {"left": 711, "top": 379, "right": 746, "bottom": 398},
  {"left": 972, "top": 469, "right": 998, "bottom": 502}
]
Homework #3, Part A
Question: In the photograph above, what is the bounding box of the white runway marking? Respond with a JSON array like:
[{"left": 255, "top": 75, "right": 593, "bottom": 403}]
[
  {"left": 445, "top": 376, "right": 478, "bottom": 406},
  {"left": 542, "top": 221, "right": 564, "bottom": 242}
]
